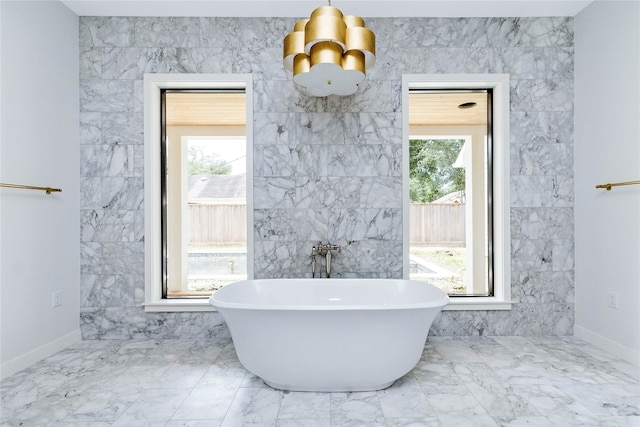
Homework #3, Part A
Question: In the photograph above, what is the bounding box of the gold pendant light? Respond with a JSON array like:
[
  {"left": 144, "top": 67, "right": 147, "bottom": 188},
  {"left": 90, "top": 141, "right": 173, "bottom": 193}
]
[{"left": 283, "top": 2, "right": 376, "bottom": 97}]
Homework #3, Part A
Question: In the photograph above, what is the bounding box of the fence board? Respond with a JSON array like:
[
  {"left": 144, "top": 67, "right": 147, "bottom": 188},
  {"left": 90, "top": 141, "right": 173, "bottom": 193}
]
[
  {"left": 410, "top": 203, "right": 465, "bottom": 245},
  {"left": 188, "top": 204, "right": 246, "bottom": 244}
]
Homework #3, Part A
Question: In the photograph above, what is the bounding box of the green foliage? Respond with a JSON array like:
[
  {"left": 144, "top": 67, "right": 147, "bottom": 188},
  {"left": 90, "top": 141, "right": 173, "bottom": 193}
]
[
  {"left": 409, "top": 138, "right": 465, "bottom": 203},
  {"left": 188, "top": 146, "right": 232, "bottom": 175}
]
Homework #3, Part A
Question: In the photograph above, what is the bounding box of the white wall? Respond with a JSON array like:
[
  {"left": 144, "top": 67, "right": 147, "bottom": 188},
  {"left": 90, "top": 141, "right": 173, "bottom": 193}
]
[
  {"left": 0, "top": 0, "right": 80, "bottom": 379},
  {"left": 575, "top": 0, "right": 640, "bottom": 365}
]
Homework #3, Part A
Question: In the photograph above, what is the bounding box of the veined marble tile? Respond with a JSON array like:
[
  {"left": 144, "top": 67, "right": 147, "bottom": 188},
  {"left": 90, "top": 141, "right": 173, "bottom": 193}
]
[
  {"left": 81, "top": 210, "right": 136, "bottom": 242},
  {"left": 112, "top": 388, "right": 191, "bottom": 426},
  {"left": 511, "top": 79, "right": 574, "bottom": 112},
  {"left": 426, "top": 385, "right": 494, "bottom": 425},
  {"left": 65, "top": 388, "right": 141, "bottom": 423},
  {"left": 511, "top": 144, "right": 573, "bottom": 175},
  {"left": 326, "top": 80, "right": 397, "bottom": 113},
  {"left": 171, "top": 384, "right": 235, "bottom": 421},
  {"left": 133, "top": 17, "right": 201, "bottom": 48},
  {"left": 335, "top": 240, "right": 403, "bottom": 277},
  {"left": 357, "top": 112, "right": 402, "bottom": 145},
  {"left": 102, "top": 47, "right": 235, "bottom": 79},
  {"left": 276, "top": 419, "right": 332, "bottom": 427},
  {"left": 546, "top": 47, "right": 574, "bottom": 79},
  {"left": 512, "top": 142, "right": 573, "bottom": 175},
  {"left": 236, "top": 47, "right": 283, "bottom": 80},
  {"left": 328, "top": 208, "right": 402, "bottom": 241},
  {"left": 378, "top": 376, "right": 434, "bottom": 418},
  {"left": 255, "top": 80, "right": 327, "bottom": 114},
  {"left": 511, "top": 175, "right": 574, "bottom": 207},
  {"left": 480, "top": 17, "right": 573, "bottom": 48},
  {"left": 508, "top": 383, "right": 598, "bottom": 425},
  {"left": 368, "top": 47, "right": 425, "bottom": 80},
  {"left": 359, "top": 177, "right": 403, "bottom": 208},
  {"left": 419, "top": 47, "right": 492, "bottom": 74},
  {"left": 254, "top": 208, "right": 328, "bottom": 242},
  {"left": 199, "top": 17, "right": 266, "bottom": 50},
  {"left": 101, "top": 112, "right": 143, "bottom": 146},
  {"left": 327, "top": 144, "right": 401, "bottom": 177},
  {"left": 253, "top": 241, "right": 300, "bottom": 278},
  {"left": 80, "top": 112, "right": 102, "bottom": 145},
  {"left": 80, "top": 80, "right": 135, "bottom": 113},
  {"left": 295, "top": 177, "right": 363, "bottom": 210},
  {"left": 80, "top": 177, "right": 102, "bottom": 210},
  {"left": 490, "top": 47, "right": 547, "bottom": 79},
  {"left": 220, "top": 387, "right": 282, "bottom": 426},
  {"left": 80, "top": 145, "right": 132, "bottom": 178},
  {"left": 510, "top": 111, "right": 574, "bottom": 145},
  {"left": 278, "top": 392, "right": 331, "bottom": 419},
  {"left": 80, "top": 47, "right": 102, "bottom": 79},
  {"left": 453, "top": 362, "right": 540, "bottom": 418},
  {"left": 81, "top": 274, "right": 136, "bottom": 307},
  {"left": 511, "top": 207, "right": 574, "bottom": 240},
  {"left": 259, "top": 144, "right": 328, "bottom": 177},
  {"left": 511, "top": 271, "right": 575, "bottom": 304},
  {"left": 330, "top": 391, "right": 386, "bottom": 426},
  {"left": 253, "top": 177, "right": 297, "bottom": 209},
  {"left": 253, "top": 112, "right": 302, "bottom": 145},
  {"left": 80, "top": 17, "right": 133, "bottom": 47},
  {"left": 100, "top": 177, "right": 144, "bottom": 209}
]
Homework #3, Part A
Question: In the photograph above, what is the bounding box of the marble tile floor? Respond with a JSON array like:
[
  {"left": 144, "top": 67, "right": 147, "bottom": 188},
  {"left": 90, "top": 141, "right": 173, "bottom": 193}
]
[{"left": 1, "top": 336, "right": 638, "bottom": 427}]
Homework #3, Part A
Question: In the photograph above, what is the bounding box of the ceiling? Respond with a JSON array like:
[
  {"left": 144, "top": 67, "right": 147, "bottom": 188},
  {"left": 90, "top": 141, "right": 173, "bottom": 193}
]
[
  {"left": 61, "top": 0, "right": 593, "bottom": 17},
  {"left": 165, "top": 93, "right": 246, "bottom": 127}
]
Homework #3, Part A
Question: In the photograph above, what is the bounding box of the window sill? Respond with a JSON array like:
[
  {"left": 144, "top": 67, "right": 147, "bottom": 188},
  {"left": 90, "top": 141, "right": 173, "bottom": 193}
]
[
  {"left": 443, "top": 297, "right": 513, "bottom": 311},
  {"left": 144, "top": 297, "right": 512, "bottom": 312},
  {"left": 144, "top": 298, "right": 214, "bottom": 312}
]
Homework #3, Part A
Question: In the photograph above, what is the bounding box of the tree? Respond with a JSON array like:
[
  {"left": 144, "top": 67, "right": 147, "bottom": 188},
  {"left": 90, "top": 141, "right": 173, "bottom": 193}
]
[
  {"left": 409, "top": 138, "right": 465, "bottom": 203},
  {"left": 188, "top": 146, "right": 232, "bottom": 175}
]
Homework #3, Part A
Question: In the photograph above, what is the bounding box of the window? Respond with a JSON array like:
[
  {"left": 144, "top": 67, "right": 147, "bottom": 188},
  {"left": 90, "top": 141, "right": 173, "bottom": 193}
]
[
  {"left": 144, "top": 74, "right": 253, "bottom": 311},
  {"left": 402, "top": 75, "right": 511, "bottom": 310}
]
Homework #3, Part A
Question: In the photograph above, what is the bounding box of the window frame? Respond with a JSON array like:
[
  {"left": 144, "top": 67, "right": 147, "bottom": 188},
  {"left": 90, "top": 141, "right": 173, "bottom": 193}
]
[
  {"left": 402, "top": 74, "right": 511, "bottom": 310},
  {"left": 143, "top": 74, "right": 254, "bottom": 312}
]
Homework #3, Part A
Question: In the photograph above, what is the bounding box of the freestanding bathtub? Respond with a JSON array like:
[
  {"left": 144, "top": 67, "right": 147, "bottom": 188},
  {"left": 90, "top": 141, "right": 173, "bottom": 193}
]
[{"left": 209, "top": 278, "right": 449, "bottom": 392}]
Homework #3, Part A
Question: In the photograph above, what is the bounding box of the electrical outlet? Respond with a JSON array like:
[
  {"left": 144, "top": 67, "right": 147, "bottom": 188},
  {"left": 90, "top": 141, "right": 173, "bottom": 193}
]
[
  {"left": 52, "top": 291, "right": 62, "bottom": 308},
  {"left": 607, "top": 292, "right": 619, "bottom": 309}
]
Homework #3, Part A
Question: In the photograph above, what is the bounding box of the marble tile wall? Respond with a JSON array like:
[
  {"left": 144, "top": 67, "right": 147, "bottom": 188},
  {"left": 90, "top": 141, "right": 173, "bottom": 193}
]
[{"left": 79, "top": 16, "right": 574, "bottom": 339}]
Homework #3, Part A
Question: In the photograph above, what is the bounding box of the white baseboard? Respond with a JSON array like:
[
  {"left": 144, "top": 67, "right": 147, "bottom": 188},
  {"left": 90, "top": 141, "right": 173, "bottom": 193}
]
[
  {"left": 1, "top": 329, "right": 82, "bottom": 380},
  {"left": 574, "top": 325, "right": 640, "bottom": 367}
]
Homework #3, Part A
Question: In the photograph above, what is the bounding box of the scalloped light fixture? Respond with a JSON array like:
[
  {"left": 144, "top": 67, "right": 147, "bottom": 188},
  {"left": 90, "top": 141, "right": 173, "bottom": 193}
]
[{"left": 283, "top": 2, "right": 376, "bottom": 97}]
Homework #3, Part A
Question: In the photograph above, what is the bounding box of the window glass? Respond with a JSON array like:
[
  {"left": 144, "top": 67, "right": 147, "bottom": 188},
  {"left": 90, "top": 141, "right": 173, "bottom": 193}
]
[
  {"left": 408, "top": 91, "right": 492, "bottom": 296},
  {"left": 163, "top": 91, "right": 247, "bottom": 298}
]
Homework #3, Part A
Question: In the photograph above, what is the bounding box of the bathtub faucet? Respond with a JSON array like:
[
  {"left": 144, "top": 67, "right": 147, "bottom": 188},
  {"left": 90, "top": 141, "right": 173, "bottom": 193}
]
[
  {"left": 311, "top": 246, "right": 317, "bottom": 278},
  {"left": 316, "top": 242, "right": 341, "bottom": 278}
]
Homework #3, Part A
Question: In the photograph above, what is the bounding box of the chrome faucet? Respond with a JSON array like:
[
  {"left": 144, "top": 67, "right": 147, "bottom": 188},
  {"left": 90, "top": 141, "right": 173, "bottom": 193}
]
[{"left": 316, "top": 242, "right": 341, "bottom": 278}]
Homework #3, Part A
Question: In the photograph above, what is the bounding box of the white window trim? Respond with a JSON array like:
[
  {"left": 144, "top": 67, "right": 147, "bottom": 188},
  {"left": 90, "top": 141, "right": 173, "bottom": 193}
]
[
  {"left": 402, "top": 74, "right": 512, "bottom": 311},
  {"left": 143, "top": 73, "right": 254, "bottom": 312}
]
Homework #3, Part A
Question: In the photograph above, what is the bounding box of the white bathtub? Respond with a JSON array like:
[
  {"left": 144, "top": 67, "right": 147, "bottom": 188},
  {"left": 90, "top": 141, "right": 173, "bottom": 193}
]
[{"left": 209, "top": 278, "right": 449, "bottom": 392}]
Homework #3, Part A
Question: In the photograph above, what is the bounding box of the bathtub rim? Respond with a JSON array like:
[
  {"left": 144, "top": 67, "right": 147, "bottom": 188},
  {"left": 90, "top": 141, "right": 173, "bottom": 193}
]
[{"left": 209, "top": 278, "right": 450, "bottom": 311}]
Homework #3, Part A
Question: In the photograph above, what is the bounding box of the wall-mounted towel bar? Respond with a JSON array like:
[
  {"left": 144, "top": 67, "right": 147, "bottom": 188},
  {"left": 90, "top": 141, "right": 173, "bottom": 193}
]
[
  {"left": 0, "top": 183, "right": 62, "bottom": 194},
  {"left": 595, "top": 180, "right": 640, "bottom": 191}
]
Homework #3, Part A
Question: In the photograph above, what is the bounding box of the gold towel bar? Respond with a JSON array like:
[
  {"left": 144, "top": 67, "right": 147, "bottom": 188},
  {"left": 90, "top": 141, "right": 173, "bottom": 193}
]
[
  {"left": 595, "top": 180, "right": 640, "bottom": 191},
  {"left": 0, "top": 183, "right": 62, "bottom": 194}
]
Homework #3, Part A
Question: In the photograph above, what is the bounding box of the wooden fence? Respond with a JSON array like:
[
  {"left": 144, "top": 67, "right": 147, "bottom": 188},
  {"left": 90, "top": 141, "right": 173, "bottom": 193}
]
[
  {"left": 188, "top": 203, "right": 465, "bottom": 245},
  {"left": 188, "top": 204, "right": 247, "bottom": 244},
  {"left": 410, "top": 203, "right": 465, "bottom": 245}
]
